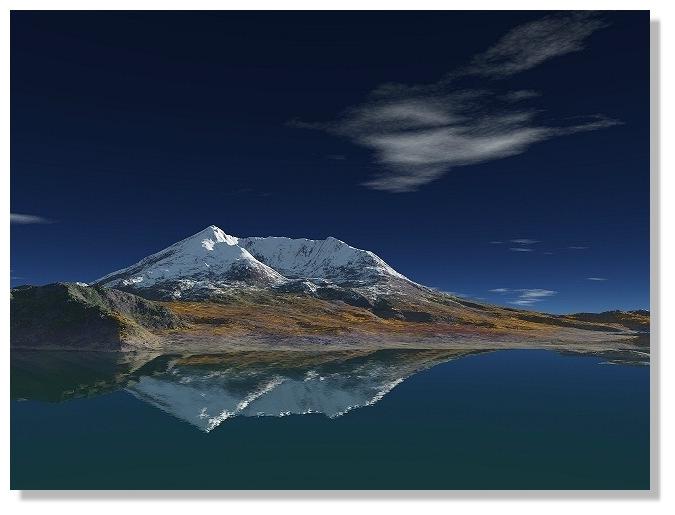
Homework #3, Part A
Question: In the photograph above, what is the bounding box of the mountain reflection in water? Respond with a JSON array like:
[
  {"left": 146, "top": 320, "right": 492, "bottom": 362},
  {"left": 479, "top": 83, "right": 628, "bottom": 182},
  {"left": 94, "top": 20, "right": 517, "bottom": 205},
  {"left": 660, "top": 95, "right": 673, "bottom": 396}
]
[
  {"left": 11, "top": 349, "right": 474, "bottom": 431},
  {"left": 11, "top": 346, "right": 648, "bottom": 432}
]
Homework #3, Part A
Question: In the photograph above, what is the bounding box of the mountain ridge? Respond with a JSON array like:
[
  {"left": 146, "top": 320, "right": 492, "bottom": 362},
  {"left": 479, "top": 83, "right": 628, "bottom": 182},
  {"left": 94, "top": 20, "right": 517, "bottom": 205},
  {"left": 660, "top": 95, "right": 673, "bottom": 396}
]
[
  {"left": 9, "top": 226, "right": 650, "bottom": 352},
  {"left": 95, "top": 225, "right": 416, "bottom": 300}
]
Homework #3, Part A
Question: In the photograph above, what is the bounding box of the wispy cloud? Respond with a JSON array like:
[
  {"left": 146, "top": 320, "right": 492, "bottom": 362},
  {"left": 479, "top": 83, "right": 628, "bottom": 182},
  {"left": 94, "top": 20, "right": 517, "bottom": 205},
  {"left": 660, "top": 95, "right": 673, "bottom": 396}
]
[
  {"left": 587, "top": 277, "right": 607, "bottom": 281},
  {"left": 510, "top": 238, "right": 539, "bottom": 245},
  {"left": 489, "top": 287, "right": 558, "bottom": 306},
  {"left": 489, "top": 240, "right": 503, "bottom": 244},
  {"left": 11, "top": 213, "right": 54, "bottom": 224},
  {"left": 293, "top": 12, "right": 616, "bottom": 192},
  {"left": 509, "top": 247, "right": 533, "bottom": 252},
  {"left": 459, "top": 12, "right": 609, "bottom": 78},
  {"left": 568, "top": 246, "right": 589, "bottom": 250},
  {"left": 500, "top": 90, "right": 541, "bottom": 102},
  {"left": 516, "top": 289, "right": 557, "bottom": 300},
  {"left": 430, "top": 287, "right": 486, "bottom": 300},
  {"left": 442, "top": 290, "right": 469, "bottom": 298}
]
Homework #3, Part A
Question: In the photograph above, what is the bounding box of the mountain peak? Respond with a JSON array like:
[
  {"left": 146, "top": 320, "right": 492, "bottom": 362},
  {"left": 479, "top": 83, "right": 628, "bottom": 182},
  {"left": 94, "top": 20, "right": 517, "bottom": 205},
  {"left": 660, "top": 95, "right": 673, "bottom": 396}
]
[{"left": 194, "top": 225, "right": 239, "bottom": 246}]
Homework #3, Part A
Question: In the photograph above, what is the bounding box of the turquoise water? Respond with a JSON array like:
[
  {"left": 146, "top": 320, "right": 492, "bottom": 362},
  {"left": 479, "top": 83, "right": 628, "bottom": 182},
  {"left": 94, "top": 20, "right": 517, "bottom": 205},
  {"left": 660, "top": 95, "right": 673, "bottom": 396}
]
[{"left": 11, "top": 349, "right": 650, "bottom": 490}]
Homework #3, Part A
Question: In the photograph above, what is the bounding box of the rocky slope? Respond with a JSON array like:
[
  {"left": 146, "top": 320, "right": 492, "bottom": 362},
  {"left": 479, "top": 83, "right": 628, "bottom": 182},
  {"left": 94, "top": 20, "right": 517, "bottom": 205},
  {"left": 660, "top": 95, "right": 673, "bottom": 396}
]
[{"left": 10, "top": 283, "right": 183, "bottom": 350}]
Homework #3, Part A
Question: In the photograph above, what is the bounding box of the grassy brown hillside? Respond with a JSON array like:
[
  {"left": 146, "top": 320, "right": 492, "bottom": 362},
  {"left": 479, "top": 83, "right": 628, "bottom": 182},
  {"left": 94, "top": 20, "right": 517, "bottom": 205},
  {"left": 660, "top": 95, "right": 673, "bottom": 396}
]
[
  {"left": 563, "top": 310, "right": 650, "bottom": 332},
  {"left": 11, "top": 283, "right": 648, "bottom": 352},
  {"left": 161, "top": 289, "right": 646, "bottom": 348}
]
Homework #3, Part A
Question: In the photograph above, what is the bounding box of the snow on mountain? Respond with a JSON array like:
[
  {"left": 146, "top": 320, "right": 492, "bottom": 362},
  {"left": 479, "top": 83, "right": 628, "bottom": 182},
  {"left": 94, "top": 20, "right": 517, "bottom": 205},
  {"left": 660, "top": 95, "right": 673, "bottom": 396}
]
[
  {"left": 96, "top": 226, "right": 285, "bottom": 297},
  {"left": 239, "top": 235, "right": 408, "bottom": 284},
  {"left": 95, "top": 225, "right": 412, "bottom": 299}
]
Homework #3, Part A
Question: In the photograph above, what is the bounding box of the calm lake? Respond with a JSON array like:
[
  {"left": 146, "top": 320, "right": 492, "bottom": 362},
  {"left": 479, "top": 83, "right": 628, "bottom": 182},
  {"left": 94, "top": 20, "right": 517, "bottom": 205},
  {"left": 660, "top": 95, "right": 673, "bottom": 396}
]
[{"left": 10, "top": 348, "right": 650, "bottom": 490}]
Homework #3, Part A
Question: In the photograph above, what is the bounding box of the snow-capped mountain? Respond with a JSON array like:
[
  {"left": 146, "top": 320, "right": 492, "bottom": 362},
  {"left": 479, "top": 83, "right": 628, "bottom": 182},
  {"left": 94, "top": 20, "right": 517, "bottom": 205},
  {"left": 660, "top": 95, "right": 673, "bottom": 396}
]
[{"left": 95, "top": 225, "right": 412, "bottom": 299}]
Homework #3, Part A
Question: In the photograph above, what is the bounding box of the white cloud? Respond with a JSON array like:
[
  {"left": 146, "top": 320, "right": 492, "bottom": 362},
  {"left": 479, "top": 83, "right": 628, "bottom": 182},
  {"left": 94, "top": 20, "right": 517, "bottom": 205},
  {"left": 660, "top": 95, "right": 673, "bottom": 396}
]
[
  {"left": 11, "top": 213, "right": 54, "bottom": 224},
  {"left": 509, "top": 247, "right": 533, "bottom": 252},
  {"left": 568, "top": 246, "right": 589, "bottom": 250},
  {"left": 587, "top": 277, "right": 607, "bottom": 281},
  {"left": 293, "top": 13, "right": 617, "bottom": 192}
]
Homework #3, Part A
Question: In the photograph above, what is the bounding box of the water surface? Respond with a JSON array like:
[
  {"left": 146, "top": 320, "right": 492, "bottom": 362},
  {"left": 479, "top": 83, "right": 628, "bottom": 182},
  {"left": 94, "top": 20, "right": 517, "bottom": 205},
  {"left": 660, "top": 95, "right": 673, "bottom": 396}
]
[{"left": 11, "top": 348, "right": 650, "bottom": 489}]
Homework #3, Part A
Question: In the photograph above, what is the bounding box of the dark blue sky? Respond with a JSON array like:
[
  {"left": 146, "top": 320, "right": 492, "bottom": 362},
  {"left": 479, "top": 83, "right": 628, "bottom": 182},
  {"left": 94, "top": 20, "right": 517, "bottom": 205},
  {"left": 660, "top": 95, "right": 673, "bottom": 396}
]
[{"left": 10, "top": 11, "right": 650, "bottom": 313}]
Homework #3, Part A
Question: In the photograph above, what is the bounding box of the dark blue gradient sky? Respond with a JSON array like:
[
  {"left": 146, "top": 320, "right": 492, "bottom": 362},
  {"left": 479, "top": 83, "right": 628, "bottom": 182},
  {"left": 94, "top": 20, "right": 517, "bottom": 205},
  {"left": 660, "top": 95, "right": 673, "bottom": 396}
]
[{"left": 10, "top": 11, "right": 650, "bottom": 313}]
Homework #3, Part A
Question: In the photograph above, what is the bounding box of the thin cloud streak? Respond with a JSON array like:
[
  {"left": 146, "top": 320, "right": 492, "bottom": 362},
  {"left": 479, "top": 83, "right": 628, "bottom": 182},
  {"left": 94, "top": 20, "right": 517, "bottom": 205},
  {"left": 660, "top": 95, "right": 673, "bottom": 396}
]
[
  {"left": 11, "top": 213, "right": 54, "bottom": 224},
  {"left": 510, "top": 239, "right": 539, "bottom": 245},
  {"left": 489, "top": 287, "right": 558, "bottom": 306}
]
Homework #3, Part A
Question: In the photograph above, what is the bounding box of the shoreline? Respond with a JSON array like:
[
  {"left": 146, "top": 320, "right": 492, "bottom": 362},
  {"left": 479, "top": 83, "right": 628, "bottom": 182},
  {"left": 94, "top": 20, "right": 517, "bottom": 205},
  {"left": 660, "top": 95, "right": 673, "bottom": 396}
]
[{"left": 10, "top": 332, "right": 649, "bottom": 354}]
